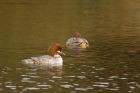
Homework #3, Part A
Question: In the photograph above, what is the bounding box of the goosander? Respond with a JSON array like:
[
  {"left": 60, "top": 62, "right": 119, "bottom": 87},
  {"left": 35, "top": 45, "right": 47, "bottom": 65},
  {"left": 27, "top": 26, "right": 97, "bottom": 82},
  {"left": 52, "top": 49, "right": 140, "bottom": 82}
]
[
  {"left": 66, "top": 32, "right": 89, "bottom": 49},
  {"left": 22, "top": 43, "right": 65, "bottom": 66}
]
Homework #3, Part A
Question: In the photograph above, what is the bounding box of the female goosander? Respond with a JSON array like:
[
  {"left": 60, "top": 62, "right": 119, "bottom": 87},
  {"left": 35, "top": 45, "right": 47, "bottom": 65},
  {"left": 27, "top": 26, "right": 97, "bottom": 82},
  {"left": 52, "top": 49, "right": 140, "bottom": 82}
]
[
  {"left": 22, "top": 43, "right": 65, "bottom": 66},
  {"left": 66, "top": 32, "right": 89, "bottom": 49}
]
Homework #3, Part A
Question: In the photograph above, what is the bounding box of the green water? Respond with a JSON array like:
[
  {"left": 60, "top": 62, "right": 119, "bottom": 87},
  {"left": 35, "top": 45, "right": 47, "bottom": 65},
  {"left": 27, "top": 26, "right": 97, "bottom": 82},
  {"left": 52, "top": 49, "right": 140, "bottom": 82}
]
[{"left": 0, "top": 0, "right": 140, "bottom": 93}]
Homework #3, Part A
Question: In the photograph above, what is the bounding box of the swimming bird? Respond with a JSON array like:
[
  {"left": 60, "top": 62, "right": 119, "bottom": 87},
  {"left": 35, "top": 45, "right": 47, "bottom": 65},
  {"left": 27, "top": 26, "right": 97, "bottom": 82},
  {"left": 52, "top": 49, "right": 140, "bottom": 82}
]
[
  {"left": 22, "top": 43, "right": 65, "bottom": 66},
  {"left": 66, "top": 32, "right": 89, "bottom": 49}
]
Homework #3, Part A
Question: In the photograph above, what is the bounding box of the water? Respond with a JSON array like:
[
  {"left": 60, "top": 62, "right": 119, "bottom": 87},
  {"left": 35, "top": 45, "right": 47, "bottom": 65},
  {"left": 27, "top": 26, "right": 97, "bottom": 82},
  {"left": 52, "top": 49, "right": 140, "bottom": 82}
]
[{"left": 0, "top": 0, "right": 140, "bottom": 93}]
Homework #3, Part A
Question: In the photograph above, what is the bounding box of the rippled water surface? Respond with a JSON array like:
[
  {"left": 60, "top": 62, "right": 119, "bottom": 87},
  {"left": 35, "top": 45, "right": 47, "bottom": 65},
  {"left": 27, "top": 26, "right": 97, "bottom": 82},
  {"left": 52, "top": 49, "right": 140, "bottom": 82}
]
[{"left": 0, "top": 0, "right": 140, "bottom": 93}]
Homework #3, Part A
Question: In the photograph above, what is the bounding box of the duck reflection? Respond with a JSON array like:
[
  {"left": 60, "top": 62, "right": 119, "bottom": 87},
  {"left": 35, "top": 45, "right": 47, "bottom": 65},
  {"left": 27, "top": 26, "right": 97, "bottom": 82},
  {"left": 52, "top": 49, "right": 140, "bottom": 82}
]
[{"left": 24, "top": 63, "right": 63, "bottom": 76}]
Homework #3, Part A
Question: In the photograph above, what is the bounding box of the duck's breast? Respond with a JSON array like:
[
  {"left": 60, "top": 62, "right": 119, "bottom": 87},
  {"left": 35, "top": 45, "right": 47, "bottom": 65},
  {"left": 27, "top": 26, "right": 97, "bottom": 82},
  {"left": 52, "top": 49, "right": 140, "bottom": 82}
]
[{"left": 52, "top": 55, "right": 63, "bottom": 66}]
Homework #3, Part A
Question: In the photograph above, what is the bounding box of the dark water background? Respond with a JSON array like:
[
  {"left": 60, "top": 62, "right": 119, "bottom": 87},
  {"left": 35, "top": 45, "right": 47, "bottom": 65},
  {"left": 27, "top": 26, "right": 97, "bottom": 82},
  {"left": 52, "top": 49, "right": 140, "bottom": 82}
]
[{"left": 0, "top": 0, "right": 140, "bottom": 93}]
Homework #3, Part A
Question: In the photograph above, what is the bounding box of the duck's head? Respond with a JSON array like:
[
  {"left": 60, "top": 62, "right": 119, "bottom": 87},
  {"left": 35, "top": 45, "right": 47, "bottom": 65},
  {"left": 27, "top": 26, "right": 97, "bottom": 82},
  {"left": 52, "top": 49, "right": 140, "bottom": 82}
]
[
  {"left": 48, "top": 43, "right": 65, "bottom": 56},
  {"left": 74, "top": 32, "right": 81, "bottom": 37}
]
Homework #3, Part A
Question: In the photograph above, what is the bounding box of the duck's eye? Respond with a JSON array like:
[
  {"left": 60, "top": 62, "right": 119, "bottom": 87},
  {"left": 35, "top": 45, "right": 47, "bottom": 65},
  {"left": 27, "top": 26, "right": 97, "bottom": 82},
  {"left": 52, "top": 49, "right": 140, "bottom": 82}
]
[{"left": 58, "top": 47, "right": 62, "bottom": 51}]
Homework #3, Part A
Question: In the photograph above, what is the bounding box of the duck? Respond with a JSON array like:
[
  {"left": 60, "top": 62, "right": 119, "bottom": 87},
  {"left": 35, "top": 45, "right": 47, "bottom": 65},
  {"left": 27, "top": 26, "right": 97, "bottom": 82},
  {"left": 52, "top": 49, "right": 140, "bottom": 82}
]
[
  {"left": 66, "top": 32, "right": 89, "bottom": 49},
  {"left": 22, "top": 43, "right": 65, "bottom": 66}
]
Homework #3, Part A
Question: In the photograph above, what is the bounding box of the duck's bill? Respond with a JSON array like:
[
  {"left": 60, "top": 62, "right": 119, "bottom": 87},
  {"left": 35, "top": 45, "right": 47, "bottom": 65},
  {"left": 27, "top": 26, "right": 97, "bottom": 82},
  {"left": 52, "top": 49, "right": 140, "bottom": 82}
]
[
  {"left": 60, "top": 51, "right": 66, "bottom": 55},
  {"left": 57, "top": 51, "right": 66, "bottom": 55}
]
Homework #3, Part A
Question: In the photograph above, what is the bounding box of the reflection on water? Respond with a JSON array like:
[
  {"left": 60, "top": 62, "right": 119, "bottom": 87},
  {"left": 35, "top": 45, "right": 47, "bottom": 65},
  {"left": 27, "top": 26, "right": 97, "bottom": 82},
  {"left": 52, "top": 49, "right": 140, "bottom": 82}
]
[
  {"left": 0, "top": 0, "right": 140, "bottom": 93},
  {"left": 1, "top": 62, "right": 140, "bottom": 93}
]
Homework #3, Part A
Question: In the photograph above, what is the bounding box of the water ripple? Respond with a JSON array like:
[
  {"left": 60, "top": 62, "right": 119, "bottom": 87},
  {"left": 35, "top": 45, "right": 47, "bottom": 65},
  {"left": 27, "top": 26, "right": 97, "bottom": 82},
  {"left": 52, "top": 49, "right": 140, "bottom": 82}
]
[
  {"left": 75, "top": 88, "right": 87, "bottom": 91},
  {"left": 60, "top": 85, "right": 74, "bottom": 88},
  {"left": 23, "top": 87, "right": 40, "bottom": 90},
  {"left": 77, "top": 76, "right": 86, "bottom": 79},
  {"left": 52, "top": 76, "right": 62, "bottom": 79},
  {"left": 37, "top": 84, "right": 51, "bottom": 88},
  {"left": 5, "top": 85, "right": 16, "bottom": 90},
  {"left": 21, "top": 78, "right": 36, "bottom": 83}
]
